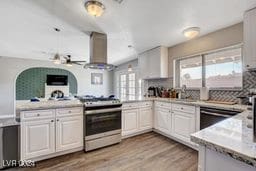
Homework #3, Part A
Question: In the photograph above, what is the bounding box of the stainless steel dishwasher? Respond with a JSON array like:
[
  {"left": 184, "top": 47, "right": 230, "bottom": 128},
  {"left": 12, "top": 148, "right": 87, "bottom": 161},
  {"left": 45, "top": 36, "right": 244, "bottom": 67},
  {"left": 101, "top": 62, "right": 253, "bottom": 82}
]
[
  {"left": 0, "top": 119, "right": 20, "bottom": 169},
  {"left": 200, "top": 107, "right": 241, "bottom": 130}
]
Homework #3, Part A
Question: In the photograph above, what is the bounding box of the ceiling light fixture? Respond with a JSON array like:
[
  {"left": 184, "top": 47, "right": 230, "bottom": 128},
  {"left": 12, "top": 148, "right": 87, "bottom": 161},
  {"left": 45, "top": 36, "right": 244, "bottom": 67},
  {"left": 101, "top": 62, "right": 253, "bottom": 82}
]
[
  {"left": 85, "top": 0, "right": 105, "bottom": 17},
  {"left": 128, "top": 64, "right": 132, "bottom": 72},
  {"left": 183, "top": 27, "right": 200, "bottom": 39},
  {"left": 53, "top": 53, "right": 61, "bottom": 65}
]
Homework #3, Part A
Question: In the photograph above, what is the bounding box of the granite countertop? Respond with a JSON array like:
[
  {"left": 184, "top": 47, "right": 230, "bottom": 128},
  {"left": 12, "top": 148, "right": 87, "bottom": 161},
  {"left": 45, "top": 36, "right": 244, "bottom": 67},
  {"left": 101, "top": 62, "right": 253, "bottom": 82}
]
[
  {"left": 0, "top": 118, "right": 20, "bottom": 127},
  {"left": 16, "top": 99, "right": 84, "bottom": 111},
  {"left": 122, "top": 97, "right": 247, "bottom": 111},
  {"left": 191, "top": 110, "right": 256, "bottom": 167}
]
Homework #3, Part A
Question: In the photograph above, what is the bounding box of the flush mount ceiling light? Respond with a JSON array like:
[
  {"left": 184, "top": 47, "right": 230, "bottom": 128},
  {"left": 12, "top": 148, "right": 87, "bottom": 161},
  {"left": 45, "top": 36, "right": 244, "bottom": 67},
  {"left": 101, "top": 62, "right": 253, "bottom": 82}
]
[
  {"left": 85, "top": 0, "right": 105, "bottom": 17},
  {"left": 183, "top": 27, "right": 200, "bottom": 39}
]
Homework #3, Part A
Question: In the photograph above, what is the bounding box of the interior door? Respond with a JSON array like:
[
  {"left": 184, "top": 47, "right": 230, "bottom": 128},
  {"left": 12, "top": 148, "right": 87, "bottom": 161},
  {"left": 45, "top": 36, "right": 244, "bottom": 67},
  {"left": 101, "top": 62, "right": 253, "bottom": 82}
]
[
  {"left": 22, "top": 119, "right": 55, "bottom": 160},
  {"left": 56, "top": 116, "right": 83, "bottom": 152}
]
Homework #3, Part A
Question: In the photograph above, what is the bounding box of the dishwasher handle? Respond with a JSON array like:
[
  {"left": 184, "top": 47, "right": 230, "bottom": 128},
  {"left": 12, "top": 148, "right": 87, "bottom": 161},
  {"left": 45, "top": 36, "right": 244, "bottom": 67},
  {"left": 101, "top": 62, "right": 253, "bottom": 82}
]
[{"left": 200, "top": 111, "right": 231, "bottom": 118}]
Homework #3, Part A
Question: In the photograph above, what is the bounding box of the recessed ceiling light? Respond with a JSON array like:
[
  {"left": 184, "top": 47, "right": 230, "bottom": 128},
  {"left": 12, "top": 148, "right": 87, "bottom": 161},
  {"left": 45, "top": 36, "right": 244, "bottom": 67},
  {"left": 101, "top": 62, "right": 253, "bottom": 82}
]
[
  {"left": 85, "top": 0, "right": 105, "bottom": 17},
  {"left": 183, "top": 27, "right": 200, "bottom": 39}
]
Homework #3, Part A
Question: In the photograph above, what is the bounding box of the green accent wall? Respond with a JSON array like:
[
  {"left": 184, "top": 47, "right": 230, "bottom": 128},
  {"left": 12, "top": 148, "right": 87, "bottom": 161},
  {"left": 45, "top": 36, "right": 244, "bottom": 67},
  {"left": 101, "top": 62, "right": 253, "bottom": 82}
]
[{"left": 16, "top": 67, "right": 77, "bottom": 100}]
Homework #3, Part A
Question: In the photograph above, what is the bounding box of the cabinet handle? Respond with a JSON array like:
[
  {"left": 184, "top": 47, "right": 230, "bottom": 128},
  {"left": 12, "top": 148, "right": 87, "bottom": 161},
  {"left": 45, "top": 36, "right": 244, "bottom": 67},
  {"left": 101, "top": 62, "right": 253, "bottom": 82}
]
[
  {"left": 57, "top": 119, "right": 59, "bottom": 122},
  {"left": 246, "top": 64, "right": 250, "bottom": 67},
  {"left": 37, "top": 114, "right": 40, "bottom": 116},
  {"left": 51, "top": 120, "right": 54, "bottom": 122},
  {"left": 68, "top": 111, "right": 72, "bottom": 113},
  {"left": 181, "top": 107, "right": 184, "bottom": 110}
]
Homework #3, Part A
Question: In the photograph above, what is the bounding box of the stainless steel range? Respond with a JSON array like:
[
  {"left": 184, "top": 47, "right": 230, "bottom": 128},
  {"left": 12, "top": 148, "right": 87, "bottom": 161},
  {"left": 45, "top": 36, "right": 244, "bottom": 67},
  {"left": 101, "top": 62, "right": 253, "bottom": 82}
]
[{"left": 79, "top": 96, "right": 122, "bottom": 151}]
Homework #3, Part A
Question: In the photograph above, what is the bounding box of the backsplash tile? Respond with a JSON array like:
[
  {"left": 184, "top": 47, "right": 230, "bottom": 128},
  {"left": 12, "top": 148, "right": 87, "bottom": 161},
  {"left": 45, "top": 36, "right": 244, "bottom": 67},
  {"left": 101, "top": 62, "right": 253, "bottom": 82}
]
[{"left": 143, "top": 71, "right": 256, "bottom": 103}]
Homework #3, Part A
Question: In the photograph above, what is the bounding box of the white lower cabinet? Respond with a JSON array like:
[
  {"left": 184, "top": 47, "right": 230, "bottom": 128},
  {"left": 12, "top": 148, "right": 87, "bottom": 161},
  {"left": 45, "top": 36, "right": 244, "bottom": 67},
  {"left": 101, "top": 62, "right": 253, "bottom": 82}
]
[
  {"left": 22, "top": 119, "right": 55, "bottom": 159},
  {"left": 172, "top": 111, "right": 196, "bottom": 143},
  {"left": 20, "top": 107, "right": 83, "bottom": 160},
  {"left": 155, "top": 107, "right": 171, "bottom": 134},
  {"left": 56, "top": 115, "right": 83, "bottom": 152},
  {"left": 139, "top": 107, "right": 153, "bottom": 131},
  {"left": 122, "top": 109, "right": 139, "bottom": 136},
  {"left": 122, "top": 102, "right": 153, "bottom": 137}
]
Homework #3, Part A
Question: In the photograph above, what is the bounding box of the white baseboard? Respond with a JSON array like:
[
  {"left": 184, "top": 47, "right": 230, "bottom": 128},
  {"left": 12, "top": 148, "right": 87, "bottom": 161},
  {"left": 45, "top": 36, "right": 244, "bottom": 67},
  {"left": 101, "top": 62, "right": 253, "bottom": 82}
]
[
  {"left": 153, "top": 129, "right": 199, "bottom": 151},
  {"left": 29, "top": 146, "right": 84, "bottom": 162},
  {"left": 122, "top": 129, "right": 153, "bottom": 139}
]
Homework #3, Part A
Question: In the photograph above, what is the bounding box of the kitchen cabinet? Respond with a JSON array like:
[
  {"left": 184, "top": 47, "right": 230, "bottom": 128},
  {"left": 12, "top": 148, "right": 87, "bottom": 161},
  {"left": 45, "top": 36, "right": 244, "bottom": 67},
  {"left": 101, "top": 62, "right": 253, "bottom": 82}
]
[
  {"left": 244, "top": 7, "right": 256, "bottom": 70},
  {"left": 122, "top": 109, "right": 139, "bottom": 136},
  {"left": 139, "top": 107, "right": 153, "bottom": 131},
  {"left": 172, "top": 110, "right": 196, "bottom": 143},
  {"left": 155, "top": 108, "right": 171, "bottom": 134},
  {"left": 20, "top": 107, "right": 83, "bottom": 160},
  {"left": 21, "top": 119, "right": 55, "bottom": 160},
  {"left": 122, "top": 102, "right": 153, "bottom": 137},
  {"left": 56, "top": 115, "right": 83, "bottom": 152},
  {"left": 138, "top": 46, "right": 168, "bottom": 79}
]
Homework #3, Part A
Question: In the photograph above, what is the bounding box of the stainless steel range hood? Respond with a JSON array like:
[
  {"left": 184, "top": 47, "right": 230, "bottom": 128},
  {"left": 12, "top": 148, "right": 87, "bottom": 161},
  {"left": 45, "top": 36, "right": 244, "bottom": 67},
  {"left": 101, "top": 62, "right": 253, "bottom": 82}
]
[{"left": 84, "top": 32, "right": 116, "bottom": 71}]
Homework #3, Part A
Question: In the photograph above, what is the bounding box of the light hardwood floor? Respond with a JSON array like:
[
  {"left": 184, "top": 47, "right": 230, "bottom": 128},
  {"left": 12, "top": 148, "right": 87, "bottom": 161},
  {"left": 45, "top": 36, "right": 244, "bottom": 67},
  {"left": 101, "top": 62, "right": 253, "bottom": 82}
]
[{"left": 11, "top": 132, "right": 198, "bottom": 171}]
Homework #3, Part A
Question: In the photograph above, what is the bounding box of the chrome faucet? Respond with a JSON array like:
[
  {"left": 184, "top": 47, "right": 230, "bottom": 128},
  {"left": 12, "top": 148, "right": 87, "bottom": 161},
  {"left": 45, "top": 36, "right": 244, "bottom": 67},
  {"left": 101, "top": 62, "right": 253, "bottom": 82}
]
[{"left": 181, "top": 85, "right": 187, "bottom": 99}]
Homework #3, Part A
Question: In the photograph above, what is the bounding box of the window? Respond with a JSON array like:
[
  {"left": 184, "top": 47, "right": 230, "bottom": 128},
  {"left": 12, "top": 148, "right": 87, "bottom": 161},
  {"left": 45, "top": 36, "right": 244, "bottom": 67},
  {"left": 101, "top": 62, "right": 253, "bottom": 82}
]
[
  {"left": 175, "top": 46, "right": 242, "bottom": 89},
  {"left": 179, "top": 56, "right": 202, "bottom": 88},
  {"left": 205, "top": 48, "right": 242, "bottom": 88}
]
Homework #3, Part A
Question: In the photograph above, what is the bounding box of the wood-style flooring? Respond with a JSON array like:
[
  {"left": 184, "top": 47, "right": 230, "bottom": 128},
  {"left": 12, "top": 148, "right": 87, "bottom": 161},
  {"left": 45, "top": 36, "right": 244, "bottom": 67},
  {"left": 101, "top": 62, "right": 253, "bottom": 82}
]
[{"left": 10, "top": 132, "right": 198, "bottom": 171}]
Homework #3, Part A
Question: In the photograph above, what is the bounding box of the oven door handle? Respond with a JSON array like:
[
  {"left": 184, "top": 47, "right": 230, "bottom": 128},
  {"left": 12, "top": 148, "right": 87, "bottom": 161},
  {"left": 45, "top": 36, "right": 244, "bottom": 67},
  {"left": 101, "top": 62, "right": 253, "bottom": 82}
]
[
  {"left": 85, "top": 108, "right": 122, "bottom": 115},
  {"left": 201, "top": 111, "right": 231, "bottom": 118}
]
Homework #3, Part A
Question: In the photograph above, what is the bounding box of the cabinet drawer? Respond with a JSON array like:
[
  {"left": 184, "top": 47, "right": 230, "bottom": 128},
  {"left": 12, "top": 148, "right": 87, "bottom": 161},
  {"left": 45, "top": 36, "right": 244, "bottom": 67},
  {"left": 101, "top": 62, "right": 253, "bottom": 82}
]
[
  {"left": 155, "top": 101, "right": 171, "bottom": 109},
  {"left": 122, "top": 103, "right": 138, "bottom": 110},
  {"left": 21, "top": 109, "right": 55, "bottom": 120},
  {"left": 172, "top": 104, "right": 195, "bottom": 114},
  {"left": 56, "top": 107, "right": 83, "bottom": 117},
  {"left": 139, "top": 101, "right": 153, "bottom": 108}
]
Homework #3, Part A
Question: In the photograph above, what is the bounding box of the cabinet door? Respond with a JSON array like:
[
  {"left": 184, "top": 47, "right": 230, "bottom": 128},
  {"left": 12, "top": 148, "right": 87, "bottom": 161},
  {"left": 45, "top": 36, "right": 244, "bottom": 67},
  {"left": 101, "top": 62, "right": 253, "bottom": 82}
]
[
  {"left": 172, "top": 111, "right": 196, "bottom": 143},
  {"left": 244, "top": 8, "right": 256, "bottom": 70},
  {"left": 138, "top": 51, "right": 150, "bottom": 79},
  {"left": 156, "top": 108, "right": 170, "bottom": 134},
  {"left": 122, "top": 109, "right": 139, "bottom": 136},
  {"left": 21, "top": 119, "right": 55, "bottom": 160},
  {"left": 139, "top": 107, "right": 153, "bottom": 130},
  {"left": 56, "top": 116, "right": 83, "bottom": 152}
]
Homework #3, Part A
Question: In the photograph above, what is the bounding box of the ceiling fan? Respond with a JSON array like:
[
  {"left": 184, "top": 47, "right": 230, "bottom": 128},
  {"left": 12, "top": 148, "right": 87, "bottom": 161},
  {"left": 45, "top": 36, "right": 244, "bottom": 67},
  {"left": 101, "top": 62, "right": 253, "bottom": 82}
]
[
  {"left": 51, "top": 53, "right": 86, "bottom": 67},
  {"left": 62, "top": 55, "right": 86, "bottom": 67}
]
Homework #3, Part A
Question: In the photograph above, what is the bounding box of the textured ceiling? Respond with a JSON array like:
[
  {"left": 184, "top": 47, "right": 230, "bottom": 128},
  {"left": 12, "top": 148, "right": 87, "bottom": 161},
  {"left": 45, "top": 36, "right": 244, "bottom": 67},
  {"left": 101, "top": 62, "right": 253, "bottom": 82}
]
[{"left": 0, "top": 0, "right": 256, "bottom": 65}]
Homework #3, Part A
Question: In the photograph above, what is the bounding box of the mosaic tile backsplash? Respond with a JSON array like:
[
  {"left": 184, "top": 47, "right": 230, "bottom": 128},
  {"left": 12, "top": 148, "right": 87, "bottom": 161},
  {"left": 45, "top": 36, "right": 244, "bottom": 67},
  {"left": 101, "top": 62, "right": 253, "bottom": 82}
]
[
  {"left": 144, "top": 71, "right": 256, "bottom": 103},
  {"left": 16, "top": 67, "right": 77, "bottom": 100}
]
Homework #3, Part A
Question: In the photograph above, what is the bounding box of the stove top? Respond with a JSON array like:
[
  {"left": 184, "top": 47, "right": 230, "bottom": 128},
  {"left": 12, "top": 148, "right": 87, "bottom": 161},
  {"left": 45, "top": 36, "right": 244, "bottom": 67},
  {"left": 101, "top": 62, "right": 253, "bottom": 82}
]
[{"left": 77, "top": 95, "right": 121, "bottom": 107}]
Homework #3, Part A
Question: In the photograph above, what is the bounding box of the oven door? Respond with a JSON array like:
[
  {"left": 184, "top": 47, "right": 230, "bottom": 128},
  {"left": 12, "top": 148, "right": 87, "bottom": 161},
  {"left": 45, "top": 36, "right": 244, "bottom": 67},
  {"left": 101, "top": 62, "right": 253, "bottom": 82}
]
[{"left": 85, "top": 108, "right": 121, "bottom": 136}]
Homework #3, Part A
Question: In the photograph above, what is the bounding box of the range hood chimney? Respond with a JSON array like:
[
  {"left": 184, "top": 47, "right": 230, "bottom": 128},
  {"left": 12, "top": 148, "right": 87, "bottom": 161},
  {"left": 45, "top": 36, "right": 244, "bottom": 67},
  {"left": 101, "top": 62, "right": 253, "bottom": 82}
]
[{"left": 84, "top": 32, "right": 116, "bottom": 70}]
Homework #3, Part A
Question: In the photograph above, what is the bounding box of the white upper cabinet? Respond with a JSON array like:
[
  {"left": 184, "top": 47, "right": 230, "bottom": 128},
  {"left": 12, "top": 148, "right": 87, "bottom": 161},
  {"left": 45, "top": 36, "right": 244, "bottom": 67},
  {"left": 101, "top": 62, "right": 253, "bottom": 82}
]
[
  {"left": 138, "top": 46, "right": 169, "bottom": 79},
  {"left": 244, "top": 7, "right": 256, "bottom": 70}
]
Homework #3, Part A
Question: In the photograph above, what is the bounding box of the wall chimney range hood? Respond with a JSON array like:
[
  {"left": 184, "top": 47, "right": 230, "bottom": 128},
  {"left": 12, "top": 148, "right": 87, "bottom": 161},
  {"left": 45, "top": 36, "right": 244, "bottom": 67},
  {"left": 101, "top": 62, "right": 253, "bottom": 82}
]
[{"left": 84, "top": 32, "right": 117, "bottom": 71}]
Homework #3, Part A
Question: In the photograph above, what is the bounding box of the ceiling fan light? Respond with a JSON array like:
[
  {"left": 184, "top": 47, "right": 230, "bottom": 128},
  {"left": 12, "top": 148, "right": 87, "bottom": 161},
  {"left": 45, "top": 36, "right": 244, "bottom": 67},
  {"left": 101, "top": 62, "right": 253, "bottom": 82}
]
[
  {"left": 85, "top": 1, "right": 105, "bottom": 17},
  {"left": 53, "top": 54, "right": 61, "bottom": 65},
  {"left": 66, "top": 63, "right": 73, "bottom": 67},
  {"left": 183, "top": 27, "right": 200, "bottom": 39}
]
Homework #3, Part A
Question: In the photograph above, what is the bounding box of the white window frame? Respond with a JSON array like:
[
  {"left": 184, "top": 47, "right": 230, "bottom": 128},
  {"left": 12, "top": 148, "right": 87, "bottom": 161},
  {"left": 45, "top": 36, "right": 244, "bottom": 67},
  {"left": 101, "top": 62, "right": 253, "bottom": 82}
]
[
  {"left": 117, "top": 69, "right": 141, "bottom": 101},
  {"left": 174, "top": 44, "right": 243, "bottom": 90}
]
